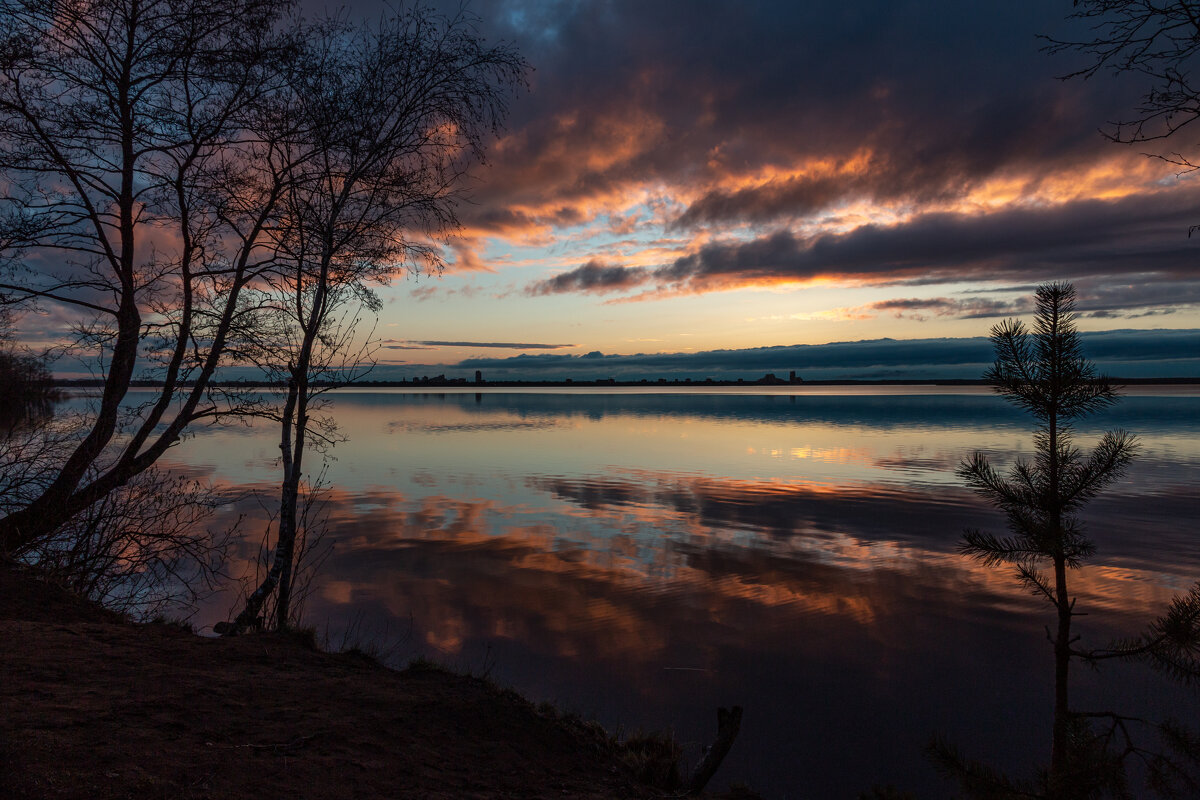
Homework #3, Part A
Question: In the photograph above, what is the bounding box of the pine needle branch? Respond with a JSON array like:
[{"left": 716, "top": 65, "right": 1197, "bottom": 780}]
[
  {"left": 926, "top": 736, "right": 1038, "bottom": 799},
  {"left": 960, "top": 529, "right": 1043, "bottom": 568}
]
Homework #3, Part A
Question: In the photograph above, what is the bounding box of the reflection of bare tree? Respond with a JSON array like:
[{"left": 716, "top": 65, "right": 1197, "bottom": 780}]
[{"left": 0, "top": 412, "right": 87, "bottom": 517}]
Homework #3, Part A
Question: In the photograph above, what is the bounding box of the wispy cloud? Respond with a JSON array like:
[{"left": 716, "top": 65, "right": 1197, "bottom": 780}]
[
  {"left": 381, "top": 342, "right": 434, "bottom": 351},
  {"left": 380, "top": 338, "right": 575, "bottom": 351},
  {"left": 414, "top": 340, "right": 576, "bottom": 350}
]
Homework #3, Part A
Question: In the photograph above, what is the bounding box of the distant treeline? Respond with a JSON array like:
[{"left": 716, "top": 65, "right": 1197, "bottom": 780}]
[
  {"left": 50, "top": 375, "right": 1200, "bottom": 389},
  {"left": 0, "top": 350, "right": 58, "bottom": 426}
]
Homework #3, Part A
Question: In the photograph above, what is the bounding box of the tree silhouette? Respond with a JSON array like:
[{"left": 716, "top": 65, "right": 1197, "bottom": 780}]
[
  {"left": 0, "top": 0, "right": 297, "bottom": 553},
  {"left": 1046, "top": 2, "right": 1200, "bottom": 180},
  {"left": 942, "top": 282, "right": 1200, "bottom": 798},
  {"left": 222, "top": 9, "right": 526, "bottom": 634}
]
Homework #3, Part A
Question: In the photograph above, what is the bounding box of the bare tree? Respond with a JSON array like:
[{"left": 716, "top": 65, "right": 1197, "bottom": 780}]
[
  {"left": 0, "top": 353, "right": 231, "bottom": 619},
  {"left": 0, "top": 0, "right": 298, "bottom": 554},
  {"left": 26, "top": 465, "right": 234, "bottom": 619},
  {"left": 935, "top": 282, "right": 1200, "bottom": 798},
  {"left": 221, "top": 9, "right": 527, "bottom": 633},
  {"left": 237, "top": 464, "right": 334, "bottom": 632},
  {"left": 1047, "top": 2, "right": 1200, "bottom": 172}
]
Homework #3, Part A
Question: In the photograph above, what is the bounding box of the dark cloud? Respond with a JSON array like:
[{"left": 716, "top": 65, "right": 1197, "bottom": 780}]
[
  {"left": 441, "top": 0, "right": 1146, "bottom": 237},
  {"left": 1090, "top": 308, "right": 1178, "bottom": 319},
  {"left": 311, "top": 0, "right": 1200, "bottom": 323},
  {"left": 871, "top": 297, "right": 961, "bottom": 312},
  {"left": 307, "top": 1, "right": 1200, "bottom": 332},
  {"left": 867, "top": 281, "right": 1200, "bottom": 321},
  {"left": 470, "top": 205, "right": 586, "bottom": 235},
  {"left": 673, "top": 173, "right": 853, "bottom": 230},
  {"left": 866, "top": 296, "right": 1025, "bottom": 321},
  {"left": 526, "top": 260, "right": 650, "bottom": 295},
  {"left": 1071, "top": 279, "right": 1200, "bottom": 318},
  {"left": 649, "top": 191, "right": 1200, "bottom": 295}
]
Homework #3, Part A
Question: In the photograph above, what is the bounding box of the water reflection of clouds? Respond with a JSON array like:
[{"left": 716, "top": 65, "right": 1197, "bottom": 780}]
[
  {"left": 187, "top": 463, "right": 1200, "bottom": 644},
  {"left": 777, "top": 444, "right": 873, "bottom": 464},
  {"left": 187, "top": 468, "right": 1198, "bottom": 799},
  {"left": 281, "top": 485, "right": 1182, "bottom": 733},
  {"left": 529, "top": 470, "right": 1199, "bottom": 598},
  {"left": 203, "top": 469, "right": 1194, "bottom": 653},
  {"left": 157, "top": 392, "right": 1200, "bottom": 512},
  {"left": 532, "top": 472, "right": 987, "bottom": 549},
  {"left": 303, "top": 494, "right": 1004, "bottom": 660},
  {"left": 156, "top": 389, "right": 1199, "bottom": 798}
]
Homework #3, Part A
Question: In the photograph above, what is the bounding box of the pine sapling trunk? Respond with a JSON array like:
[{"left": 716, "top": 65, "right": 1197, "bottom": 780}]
[
  {"left": 1051, "top": 552, "right": 1072, "bottom": 795},
  {"left": 1046, "top": 406, "right": 1072, "bottom": 796}
]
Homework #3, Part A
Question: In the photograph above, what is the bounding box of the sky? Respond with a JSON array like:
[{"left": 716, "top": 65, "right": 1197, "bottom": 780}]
[
  {"left": 13, "top": 0, "right": 1200, "bottom": 380},
  {"left": 342, "top": 0, "right": 1200, "bottom": 380}
]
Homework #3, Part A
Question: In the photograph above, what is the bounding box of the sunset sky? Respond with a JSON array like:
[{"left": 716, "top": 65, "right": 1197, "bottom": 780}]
[
  {"left": 341, "top": 0, "right": 1200, "bottom": 380},
  {"left": 17, "top": 0, "right": 1200, "bottom": 379}
]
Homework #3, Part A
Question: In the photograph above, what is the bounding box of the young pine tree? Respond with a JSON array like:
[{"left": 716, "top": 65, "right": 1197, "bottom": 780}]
[{"left": 949, "top": 282, "right": 1200, "bottom": 798}]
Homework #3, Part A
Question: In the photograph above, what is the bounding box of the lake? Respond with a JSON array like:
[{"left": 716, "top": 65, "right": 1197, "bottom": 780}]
[{"left": 127, "top": 386, "right": 1200, "bottom": 797}]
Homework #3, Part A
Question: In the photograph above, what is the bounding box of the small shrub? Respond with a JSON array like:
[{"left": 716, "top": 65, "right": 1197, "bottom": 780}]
[{"left": 619, "top": 730, "right": 682, "bottom": 790}]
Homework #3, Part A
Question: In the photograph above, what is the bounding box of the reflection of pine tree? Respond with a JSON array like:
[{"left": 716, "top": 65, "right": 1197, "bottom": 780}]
[{"left": 935, "top": 282, "right": 1200, "bottom": 799}]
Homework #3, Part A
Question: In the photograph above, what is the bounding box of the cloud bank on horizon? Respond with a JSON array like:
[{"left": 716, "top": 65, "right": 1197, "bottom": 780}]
[{"left": 363, "top": 329, "right": 1200, "bottom": 382}]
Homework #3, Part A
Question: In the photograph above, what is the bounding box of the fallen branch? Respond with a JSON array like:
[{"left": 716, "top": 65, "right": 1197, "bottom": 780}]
[{"left": 687, "top": 705, "right": 742, "bottom": 795}]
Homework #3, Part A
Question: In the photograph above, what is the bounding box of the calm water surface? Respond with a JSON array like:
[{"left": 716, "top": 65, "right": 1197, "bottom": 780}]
[{"left": 140, "top": 387, "right": 1200, "bottom": 797}]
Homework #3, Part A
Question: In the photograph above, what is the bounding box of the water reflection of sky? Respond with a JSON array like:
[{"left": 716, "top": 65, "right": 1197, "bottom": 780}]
[{"left": 101, "top": 389, "right": 1200, "bottom": 797}]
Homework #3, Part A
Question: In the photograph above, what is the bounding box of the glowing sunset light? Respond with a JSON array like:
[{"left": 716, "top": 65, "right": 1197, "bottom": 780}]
[
  {"left": 7, "top": 3, "right": 1200, "bottom": 797},
  {"left": 257, "top": 0, "right": 1194, "bottom": 381}
]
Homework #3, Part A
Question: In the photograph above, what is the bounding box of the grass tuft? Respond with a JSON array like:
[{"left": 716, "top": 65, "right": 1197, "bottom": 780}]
[{"left": 618, "top": 729, "right": 682, "bottom": 790}]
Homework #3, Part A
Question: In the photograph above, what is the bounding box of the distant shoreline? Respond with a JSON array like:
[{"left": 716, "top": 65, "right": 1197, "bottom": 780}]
[{"left": 51, "top": 376, "right": 1200, "bottom": 389}]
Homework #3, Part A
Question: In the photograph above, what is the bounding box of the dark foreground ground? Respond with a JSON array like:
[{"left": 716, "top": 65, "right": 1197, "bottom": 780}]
[{"left": 0, "top": 565, "right": 752, "bottom": 799}]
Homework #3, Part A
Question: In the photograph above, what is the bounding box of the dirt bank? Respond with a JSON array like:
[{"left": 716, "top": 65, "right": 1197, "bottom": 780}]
[{"left": 0, "top": 564, "right": 675, "bottom": 799}]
